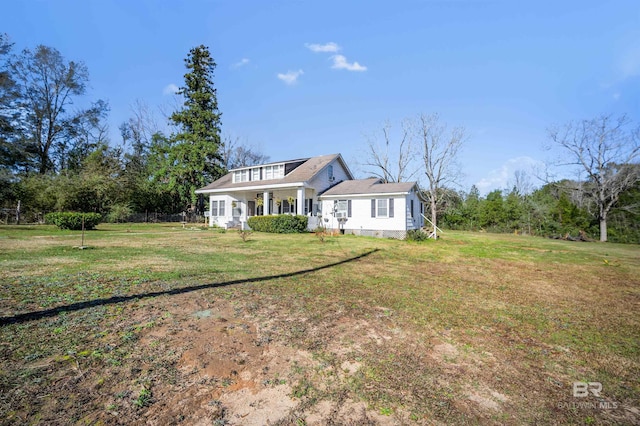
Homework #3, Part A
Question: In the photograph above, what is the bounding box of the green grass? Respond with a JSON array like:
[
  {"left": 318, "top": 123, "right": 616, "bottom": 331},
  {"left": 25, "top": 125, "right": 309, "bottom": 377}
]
[{"left": 0, "top": 224, "right": 638, "bottom": 424}]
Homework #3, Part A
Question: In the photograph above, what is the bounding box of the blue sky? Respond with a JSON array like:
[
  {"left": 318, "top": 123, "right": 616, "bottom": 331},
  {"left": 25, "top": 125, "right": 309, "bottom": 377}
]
[{"left": 3, "top": 0, "right": 639, "bottom": 193}]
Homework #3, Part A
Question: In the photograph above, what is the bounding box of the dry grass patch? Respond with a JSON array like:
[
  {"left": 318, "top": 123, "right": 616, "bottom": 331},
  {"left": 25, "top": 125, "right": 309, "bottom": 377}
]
[{"left": 0, "top": 225, "right": 638, "bottom": 425}]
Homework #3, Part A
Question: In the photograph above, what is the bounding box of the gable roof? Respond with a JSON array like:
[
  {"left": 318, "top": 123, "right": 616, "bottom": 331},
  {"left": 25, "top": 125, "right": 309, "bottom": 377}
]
[
  {"left": 196, "top": 153, "right": 352, "bottom": 193},
  {"left": 320, "top": 178, "right": 418, "bottom": 197},
  {"left": 228, "top": 158, "right": 309, "bottom": 172}
]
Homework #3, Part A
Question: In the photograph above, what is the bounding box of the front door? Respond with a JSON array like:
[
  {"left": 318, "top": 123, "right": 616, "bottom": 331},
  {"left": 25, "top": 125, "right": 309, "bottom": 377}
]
[{"left": 248, "top": 200, "right": 256, "bottom": 216}]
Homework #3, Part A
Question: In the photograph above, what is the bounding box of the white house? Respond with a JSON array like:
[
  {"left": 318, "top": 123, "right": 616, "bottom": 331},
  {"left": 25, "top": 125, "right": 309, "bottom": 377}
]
[
  {"left": 195, "top": 153, "right": 425, "bottom": 239},
  {"left": 318, "top": 178, "right": 425, "bottom": 239},
  {"left": 195, "top": 154, "right": 353, "bottom": 230}
]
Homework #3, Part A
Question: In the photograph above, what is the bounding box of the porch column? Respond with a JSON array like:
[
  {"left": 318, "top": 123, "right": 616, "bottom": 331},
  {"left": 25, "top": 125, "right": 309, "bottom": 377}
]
[
  {"left": 209, "top": 196, "right": 214, "bottom": 227},
  {"left": 263, "top": 191, "right": 270, "bottom": 215},
  {"left": 297, "top": 187, "right": 305, "bottom": 215}
]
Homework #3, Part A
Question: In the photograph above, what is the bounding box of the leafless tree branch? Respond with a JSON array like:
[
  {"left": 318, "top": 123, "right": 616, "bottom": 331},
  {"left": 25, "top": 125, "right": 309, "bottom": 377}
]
[
  {"left": 547, "top": 114, "right": 640, "bottom": 241},
  {"left": 414, "top": 113, "right": 467, "bottom": 238},
  {"left": 361, "top": 119, "right": 419, "bottom": 183}
]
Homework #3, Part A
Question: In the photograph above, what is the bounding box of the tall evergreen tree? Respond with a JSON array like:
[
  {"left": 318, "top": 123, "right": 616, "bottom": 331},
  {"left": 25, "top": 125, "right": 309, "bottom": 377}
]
[
  {"left": 163, "top": 45, "right": 224, "bottom": 207},
  {"left": 480, "top": 190, "right": 504, "bottom": 229}
]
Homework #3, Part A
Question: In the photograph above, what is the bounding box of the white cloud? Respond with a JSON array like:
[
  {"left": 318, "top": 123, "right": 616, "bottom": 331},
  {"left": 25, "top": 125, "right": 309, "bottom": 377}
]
[
  {"left": 613, "top": 92, "right": 621, "bottom": 100},
  {"left": 305, "top": 42, "right": 341, "bottom": 53},
  {"left": 232, "top": 58, "right": 250, "bottom": 69},
  {"left": 475, "top": 156, "right": 544, "bottom": 194},
  {"left": 163, "top": 83, "right": 179, "bottom": 95},
  {"left": 277, "top": 69, "right": 304, "bottom": 85},
  {"left": 331, "top": 54, "right": 367, "bottom": 72}
]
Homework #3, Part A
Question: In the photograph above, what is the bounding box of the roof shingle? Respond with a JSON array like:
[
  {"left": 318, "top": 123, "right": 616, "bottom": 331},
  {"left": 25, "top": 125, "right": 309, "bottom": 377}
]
[
  {"left": 196, "top": 154, "right": 343, "bottom": 192},
  {"left": 321, "top": 178, "right": 416, "bottom": 196}
]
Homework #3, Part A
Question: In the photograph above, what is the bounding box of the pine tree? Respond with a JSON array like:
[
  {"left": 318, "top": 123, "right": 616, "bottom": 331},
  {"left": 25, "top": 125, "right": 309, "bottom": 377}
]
[{"left": 165, "top": 45, "right": 224, "bottom": 207}]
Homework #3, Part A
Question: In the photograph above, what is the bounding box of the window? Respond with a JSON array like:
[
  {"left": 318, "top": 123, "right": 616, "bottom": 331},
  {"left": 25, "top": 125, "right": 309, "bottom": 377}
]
[
  {"left": 328, "top": 165, "right": 334, "bottom": 181},
  {"left": 211, "top": 200, "right": 225, "bottom": 216},
  {"left": 334, "top": 200, "right": 351, "bottom": 218},
  {"left": 251, "top": 168, "right": 260, "bottom": 181},
  {"left": 411, "top": 199, "right": 414, "bottom": 218},
  {"left": 233, "top": 170, "right": 249, "bottom": 183},
  {"left": 377, "top": 199, "right": 388, "bottom": 217},
  {"left": 282, "top": 199, "right": 294, "bottom": 214},
  {"left": 263, "top": 164, "right": 284, "bottom": 180},
  {"left": 371, "top": 198, "right": 394, "bottom": 218}
]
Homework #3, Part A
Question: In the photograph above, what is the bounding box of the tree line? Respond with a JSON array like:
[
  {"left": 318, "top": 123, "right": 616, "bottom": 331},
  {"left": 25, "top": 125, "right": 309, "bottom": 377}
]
[
  {"left": 0, "top": 35, "right": 266, "bottom": 223},
  {"left": 363, "top": 114, "right": 639, "bottom": 243},
  {"left": 438, "top": 180, "right": 639, "bottom": 244},
  {"left": 1, "top": 34, "right": 638, "bottom": 242}
]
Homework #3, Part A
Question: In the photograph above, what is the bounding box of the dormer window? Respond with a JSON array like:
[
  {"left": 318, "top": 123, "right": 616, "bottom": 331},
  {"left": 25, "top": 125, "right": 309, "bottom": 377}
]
[
  {"left": 233, "top": 169, "right": 249, "bottom": 183},
  {"left": 264, "top": 164, "right": 284, "bottom": 180},
  {"left": 231, "top": 163, "right": 285, "bottom": 183}
]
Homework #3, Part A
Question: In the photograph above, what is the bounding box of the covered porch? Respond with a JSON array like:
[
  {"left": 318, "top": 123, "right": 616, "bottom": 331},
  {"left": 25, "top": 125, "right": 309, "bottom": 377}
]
[{"left": 206, "top": 185, "right": 317, "bottom": 229}]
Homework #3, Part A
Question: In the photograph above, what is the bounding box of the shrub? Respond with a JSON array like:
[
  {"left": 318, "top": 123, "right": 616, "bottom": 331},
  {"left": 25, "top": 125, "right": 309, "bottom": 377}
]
[
  {"left": 106, "top": 203, "right": 133, "bottom": 223},
  {"left": 44, "top": 212, "right": 102, "bottom": 230},
  {"left": 247, "top": 215, "right": 308, "bottom": 233},
  {"left": 238, "top": 229, "right": 252, "bottom": 242},
  {"left": 406, "top": 229, "right": 429, "bottom": 242}
]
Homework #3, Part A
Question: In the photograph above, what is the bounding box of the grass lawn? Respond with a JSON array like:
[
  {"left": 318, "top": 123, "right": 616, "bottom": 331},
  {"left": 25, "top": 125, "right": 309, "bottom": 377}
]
[{"left": 0, "top": 223, "right": 638, "bottom": 425}]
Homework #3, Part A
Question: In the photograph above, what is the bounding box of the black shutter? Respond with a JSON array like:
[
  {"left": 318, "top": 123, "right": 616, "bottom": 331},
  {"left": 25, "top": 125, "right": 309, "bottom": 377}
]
[
  {"left": 371, "top": 199, "right": 376, "bottom": 217},
  {"left": 389, "top": 198, "right": 394, "bottom": 218},
  {"left": 347, "top": 200, "right": 352, "bottom": 217}
]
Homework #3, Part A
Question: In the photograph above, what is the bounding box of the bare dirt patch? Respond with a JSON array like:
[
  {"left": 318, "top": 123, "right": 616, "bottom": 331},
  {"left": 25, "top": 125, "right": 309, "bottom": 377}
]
[
  {"left": 68, "top": 291, "right": 414, "bottom": 425},
  {"left": 1, "top": 229, "right": 639, "bottom": 425}
]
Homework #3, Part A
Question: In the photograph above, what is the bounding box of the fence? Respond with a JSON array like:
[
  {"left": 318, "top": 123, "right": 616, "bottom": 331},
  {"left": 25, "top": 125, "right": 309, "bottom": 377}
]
[
  {"left": 2, "top": 211, "right": 206, "bottom": 225},
  {"left": 122, "top": 212, "right": 205, "bottom": 223}
]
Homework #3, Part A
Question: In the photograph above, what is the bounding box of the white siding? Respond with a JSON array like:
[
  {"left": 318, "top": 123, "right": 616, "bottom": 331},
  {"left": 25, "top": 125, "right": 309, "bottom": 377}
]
[
  {"left": 320, "top": 195, "right": 409, "bottom": 232},
  {"left": 208, "top": 195, "right": 229, "bottom": 227},
  {"left": 307, "top": 158, "right": 351, "bottom": 194},
  {"left": 209, "top": 194, "right": 251, "bottom": 228}
]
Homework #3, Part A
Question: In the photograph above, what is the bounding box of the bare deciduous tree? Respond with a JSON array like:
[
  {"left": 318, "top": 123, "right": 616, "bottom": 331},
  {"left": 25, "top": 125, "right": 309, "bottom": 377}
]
[
  {"left": 548, "top": 114, "right": 640, "bottom": 242},
  {"left": 415, "top": 113, "right": 467, "bottom": 239},
  {"left": 222, "top": 134, "right": 269, "bottom": 170},
  {"left": 120, "top": 100, "right": 160, "bottom": 155},
  {"left": 362, "top": 119, "right": 418, "bottom": 183},
  {"left": 510, "top": 169, "right": 533, "bottom": 196},
  {"left": 61, "top": 99, "right": 110, "bottom": 172}
]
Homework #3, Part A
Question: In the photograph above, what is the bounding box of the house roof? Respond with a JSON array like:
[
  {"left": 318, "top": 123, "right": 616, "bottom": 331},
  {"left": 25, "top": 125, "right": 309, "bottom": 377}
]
[
  {"left": 196, "top": 153, "right": 350, "bottom": 193},
  {"left": 228, "top": 157, "right": 309, "bottom": 172},
  {"left": 320, "top": 178, "right": 418, "bottom": 197}
]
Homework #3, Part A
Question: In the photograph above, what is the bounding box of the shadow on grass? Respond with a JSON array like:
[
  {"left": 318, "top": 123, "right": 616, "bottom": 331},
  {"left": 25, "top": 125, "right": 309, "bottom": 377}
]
[{"left": 0, "top": 249, "right": 380, "bottom": 326}]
